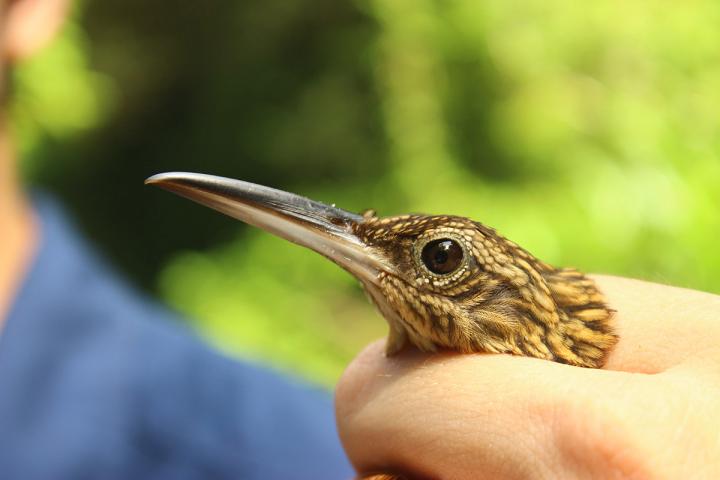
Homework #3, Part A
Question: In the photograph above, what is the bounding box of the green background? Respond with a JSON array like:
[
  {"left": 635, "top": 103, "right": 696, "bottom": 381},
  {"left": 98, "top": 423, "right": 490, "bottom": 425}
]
[{"left": 14, "top": 0, "right": 720, "bottom": 386}]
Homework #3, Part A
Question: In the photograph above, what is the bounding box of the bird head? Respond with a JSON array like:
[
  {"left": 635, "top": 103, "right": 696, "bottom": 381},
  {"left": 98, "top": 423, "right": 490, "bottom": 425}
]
[{"left": 146, "top": 172, "right": 616, "bottom": 367}]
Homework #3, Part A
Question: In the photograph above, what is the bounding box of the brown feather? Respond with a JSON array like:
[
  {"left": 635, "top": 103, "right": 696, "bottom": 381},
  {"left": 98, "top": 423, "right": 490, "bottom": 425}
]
[{"left": 354, "top": 215, "right": 617, "bottom": 368}]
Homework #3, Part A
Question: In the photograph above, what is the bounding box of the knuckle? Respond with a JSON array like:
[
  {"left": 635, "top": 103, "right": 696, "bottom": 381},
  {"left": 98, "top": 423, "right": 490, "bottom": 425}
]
[{"left": 543, "top": 394, "right": 653, "bottom": 479}]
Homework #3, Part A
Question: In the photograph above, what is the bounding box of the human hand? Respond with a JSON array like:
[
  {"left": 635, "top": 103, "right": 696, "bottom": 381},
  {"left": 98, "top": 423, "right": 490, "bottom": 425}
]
[{"left": 336, "top": 275, "right": 720, "bottom": 479}]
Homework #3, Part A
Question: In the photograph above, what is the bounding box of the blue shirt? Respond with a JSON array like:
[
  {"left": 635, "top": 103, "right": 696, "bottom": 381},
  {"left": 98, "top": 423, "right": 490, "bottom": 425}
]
[{"left": 0, "top": 197, "right": 353, "bottom": 479}]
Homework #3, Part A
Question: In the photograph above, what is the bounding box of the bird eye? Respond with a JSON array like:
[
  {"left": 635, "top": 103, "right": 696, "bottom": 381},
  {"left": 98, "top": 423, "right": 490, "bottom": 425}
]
[{"left": 421, "top": 239, "right": 464, "bottom": 275}]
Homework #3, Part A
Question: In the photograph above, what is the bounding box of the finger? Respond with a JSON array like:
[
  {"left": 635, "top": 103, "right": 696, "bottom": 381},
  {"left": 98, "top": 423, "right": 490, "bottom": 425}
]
[
  {"left": 336, "top": 340, "right": 645, "bottom": 480},
  {"left": 591, "top": 275, "right": 720, "bottom": 373}
]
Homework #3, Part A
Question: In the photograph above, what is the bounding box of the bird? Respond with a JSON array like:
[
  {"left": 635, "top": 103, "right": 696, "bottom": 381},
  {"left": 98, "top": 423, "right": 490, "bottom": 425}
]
[
  {"left": 146, "top": 172, "right": 618, "bottom": 480},
  {"left": 146, "top": 172, "right": 617, "bottom": 368}
]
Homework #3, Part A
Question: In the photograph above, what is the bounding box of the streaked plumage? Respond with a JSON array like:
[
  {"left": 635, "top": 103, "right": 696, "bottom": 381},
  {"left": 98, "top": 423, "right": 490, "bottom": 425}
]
[{"left": 355, "top": 213, "right": 617, "bottom": 368}]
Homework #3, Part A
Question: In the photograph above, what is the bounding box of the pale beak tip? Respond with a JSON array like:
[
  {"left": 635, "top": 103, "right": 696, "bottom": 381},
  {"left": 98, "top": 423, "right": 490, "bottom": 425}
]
[
  {"left": 145, "top": 172, "right": 211, "bottom": 189},
  {"left": 145, "top": 172, "right": 173, "bottom": 186}
]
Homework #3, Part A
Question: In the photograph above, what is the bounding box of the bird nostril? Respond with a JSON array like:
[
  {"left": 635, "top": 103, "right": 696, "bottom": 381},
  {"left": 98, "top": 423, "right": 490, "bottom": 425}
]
[{"left": 421, "top": 239, "right": 463, "bottom": 275}]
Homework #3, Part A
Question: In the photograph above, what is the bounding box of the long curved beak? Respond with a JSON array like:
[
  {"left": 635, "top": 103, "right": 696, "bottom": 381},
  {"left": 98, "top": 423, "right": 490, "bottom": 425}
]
[{"left": 145, "top": 172, "right": 387, "bottom": 284}]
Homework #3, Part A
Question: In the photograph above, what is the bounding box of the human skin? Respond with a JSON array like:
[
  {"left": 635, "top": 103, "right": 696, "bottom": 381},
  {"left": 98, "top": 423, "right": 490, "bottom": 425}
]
[
  {"left": 0, "top": 0, "right": 68, "bottom": 323},
  {"left": 336, "top": 275, "right": 720, "bottom": 479}
]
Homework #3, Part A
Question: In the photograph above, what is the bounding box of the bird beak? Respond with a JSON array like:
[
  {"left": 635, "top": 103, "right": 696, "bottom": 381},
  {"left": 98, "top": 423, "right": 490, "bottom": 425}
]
[{"left": 145, "top": 172, "right": 388, "bottom": 284}]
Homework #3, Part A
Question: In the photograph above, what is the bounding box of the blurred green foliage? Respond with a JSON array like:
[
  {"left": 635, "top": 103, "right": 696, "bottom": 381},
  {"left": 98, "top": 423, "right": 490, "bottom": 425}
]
[{"left": 15, "top": 0, "right": 720, "bottom": 385}]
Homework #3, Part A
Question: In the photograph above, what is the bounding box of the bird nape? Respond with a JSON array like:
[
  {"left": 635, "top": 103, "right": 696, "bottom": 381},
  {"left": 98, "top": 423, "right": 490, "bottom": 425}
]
[{"left": 146, "top": 172, "right": 617, "bottom": 369}]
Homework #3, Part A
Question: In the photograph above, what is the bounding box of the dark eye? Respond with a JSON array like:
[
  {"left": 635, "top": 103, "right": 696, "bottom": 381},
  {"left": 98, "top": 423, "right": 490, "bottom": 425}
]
[{"left": 421, "top": 239, "right": 464, "bottom": 275}]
